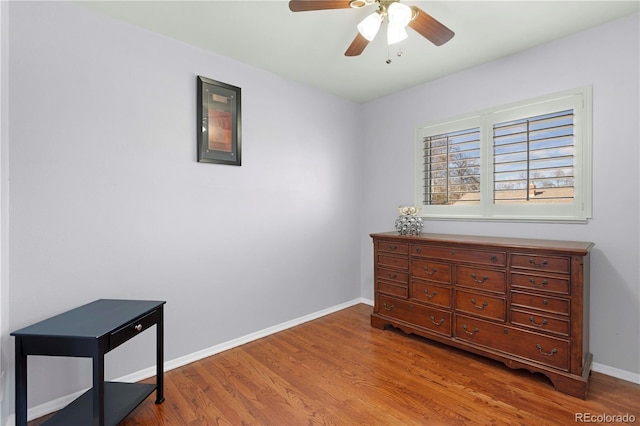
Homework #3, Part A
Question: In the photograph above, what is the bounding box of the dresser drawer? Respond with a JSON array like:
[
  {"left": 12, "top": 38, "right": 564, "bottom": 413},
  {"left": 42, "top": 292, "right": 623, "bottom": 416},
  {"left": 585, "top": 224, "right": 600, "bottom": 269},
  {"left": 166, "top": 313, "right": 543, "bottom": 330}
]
[
  {"left": 377, "top": 267, "right": 409, "bottom": 285},
  {"left": 510, "top": 254, "right": 570, "bottom": 274},
  {"left": 110, "top": 309, "right": 159, "bottom": 350},
  {"left": 456, "top": 266, "right": 506, "bottom": 293},
  {"left": 377, "top": 254, "right": 409, "bottom": 270},
  {"left": 378, "top": 281, "right": 408, "bottom": 298},
  {"left": 411, "top": 280, "right": 452, "bottom": 308},
  {"left": 455, "top": 289, "right": 506, "bottom": 321},
  {"left": 412, "top": 244, "right": 506, "bottom": 267},
  {"left": 411, "top": 259, "right": 451, "bottom": 284},
  {"left": 511, "top": 291, "right": 570, "bottom": 316},
  {"left": 511, "top": 273, "right": 570, "bottom": 295},
  {"left": 377, "top": 241, "right": 409, "bottom": 255},
  {"left": 455, "top": 315, "right": 569, "bottom": 370},
  {"left": 511, "top": 309, "right": 570, "bottom": 336},
  {"left": 377, "top": 294, "right": 451, "bottom": 336}
]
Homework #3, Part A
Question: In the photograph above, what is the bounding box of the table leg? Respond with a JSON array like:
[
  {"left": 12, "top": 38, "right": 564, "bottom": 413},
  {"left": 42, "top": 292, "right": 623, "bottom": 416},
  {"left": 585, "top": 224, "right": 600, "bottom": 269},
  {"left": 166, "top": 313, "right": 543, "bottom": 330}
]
[
  {"left": 14, "top": 338, "right": 27, "bottom": 426},
  {"left": 155, "top": 305, "right": 165, "bottom": 404},
  {"left": 92, "top": 350, "right": 105, "bottom": 426}
]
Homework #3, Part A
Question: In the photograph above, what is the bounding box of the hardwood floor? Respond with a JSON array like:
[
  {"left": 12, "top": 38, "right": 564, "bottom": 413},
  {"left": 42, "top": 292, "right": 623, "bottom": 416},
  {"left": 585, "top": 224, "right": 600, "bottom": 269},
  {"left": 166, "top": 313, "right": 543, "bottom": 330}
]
[{"left": 30, "top": 304, "right": 639, "bottom": 425}]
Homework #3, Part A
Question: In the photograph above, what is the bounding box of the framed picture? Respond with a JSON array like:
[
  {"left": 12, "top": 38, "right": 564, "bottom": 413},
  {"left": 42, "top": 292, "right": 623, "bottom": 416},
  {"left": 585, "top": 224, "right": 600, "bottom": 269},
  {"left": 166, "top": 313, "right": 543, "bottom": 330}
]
[{"left": 197, "top": 76, "right": 241, "bottom": 165}]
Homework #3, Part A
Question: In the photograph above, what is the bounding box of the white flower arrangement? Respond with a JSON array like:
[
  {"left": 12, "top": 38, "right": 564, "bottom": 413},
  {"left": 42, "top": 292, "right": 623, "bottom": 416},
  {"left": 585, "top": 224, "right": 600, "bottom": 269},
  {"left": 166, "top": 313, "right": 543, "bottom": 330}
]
[{"left": 397, "top": 206, "right": 420, "bottom": 216}]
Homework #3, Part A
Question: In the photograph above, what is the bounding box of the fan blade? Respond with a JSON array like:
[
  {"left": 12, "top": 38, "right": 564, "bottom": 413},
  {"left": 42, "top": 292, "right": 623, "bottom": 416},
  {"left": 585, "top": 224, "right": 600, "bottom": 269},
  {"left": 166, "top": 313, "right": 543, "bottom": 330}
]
[
  {"left": 289, "top": 1, "right": 352, "bottom": 12},
  {"left": 408, "top": 6, "right": 454, "bottom": 46},
  {"left": 345, "top": 33, "right": 369, "bottom": 56}
]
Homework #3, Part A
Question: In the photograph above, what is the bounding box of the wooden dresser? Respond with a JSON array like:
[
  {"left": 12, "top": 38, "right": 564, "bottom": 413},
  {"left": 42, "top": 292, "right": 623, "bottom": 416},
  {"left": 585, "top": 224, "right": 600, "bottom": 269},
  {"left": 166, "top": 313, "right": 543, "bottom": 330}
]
[{"left": 371, "top": 232, "right": 593, "bottom": 398}]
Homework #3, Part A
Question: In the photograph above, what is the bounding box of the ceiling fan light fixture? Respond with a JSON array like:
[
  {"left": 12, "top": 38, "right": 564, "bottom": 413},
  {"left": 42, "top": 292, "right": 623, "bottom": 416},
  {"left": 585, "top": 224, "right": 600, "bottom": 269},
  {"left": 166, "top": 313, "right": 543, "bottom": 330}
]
[
  {"left": 387, "top": 23, "right": 408, "bottom": 45},
  {"left": 387, "top": 2, "right": 412, "bottom": 27},
  {"left": 357, "top": 11, "right": 383, "bottom": 41}
]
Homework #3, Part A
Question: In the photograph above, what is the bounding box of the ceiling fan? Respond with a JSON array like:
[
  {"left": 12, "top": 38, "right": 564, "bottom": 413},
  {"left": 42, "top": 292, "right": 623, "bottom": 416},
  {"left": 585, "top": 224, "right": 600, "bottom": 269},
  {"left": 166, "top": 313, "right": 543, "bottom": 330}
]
[{"left": 288, "top": 0, "right": 455, "bottom": 57}]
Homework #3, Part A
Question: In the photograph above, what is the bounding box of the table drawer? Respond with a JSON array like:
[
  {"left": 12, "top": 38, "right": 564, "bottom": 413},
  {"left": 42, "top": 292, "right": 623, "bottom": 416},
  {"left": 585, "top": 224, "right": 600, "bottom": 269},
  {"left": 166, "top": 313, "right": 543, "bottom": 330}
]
[
  {"left": 110, "top": 310, "right": 159, "bottom": 350},
  {"left": 511, "top": 273, "right": 570, "bottom": 295},
  {"left": 510, "top": 254, "right": 570, "bottom": 274},
  {"left": 455, "top": 315, "right": 569, "bottom": 370},
  {"left": 376, "top": 241, "right": 409, "bottom": 255},
  {"left": 511, "top": 291, "right": 570, "bottom": 316},
  {"left": 411, "top": 259, "right": 451, "bottom": 284},
  {"left": 456, "top": 266, "right": 506, "bottom": 293},
  {"left": 511, "top": 309, "right": 570, "bottom": 337},
  {"left": 411, "top": 280, "right": 452, "bottom": 308},
  {"left": 377, "top": 294, "right": 451, "bottom": 336},
  {"left": 455, "top": 289, "right": 506, "bottom": 321},
  {"left": 412, "top": 245, "right": 506, "bottom": 267}
]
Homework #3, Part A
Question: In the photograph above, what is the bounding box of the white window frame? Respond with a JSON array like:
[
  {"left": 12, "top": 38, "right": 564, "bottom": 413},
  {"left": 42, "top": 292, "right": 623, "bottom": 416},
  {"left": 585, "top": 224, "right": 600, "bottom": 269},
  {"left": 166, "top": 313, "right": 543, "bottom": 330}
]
[{"left": 414, "top": 86, "right": 592, "bottom": 223}]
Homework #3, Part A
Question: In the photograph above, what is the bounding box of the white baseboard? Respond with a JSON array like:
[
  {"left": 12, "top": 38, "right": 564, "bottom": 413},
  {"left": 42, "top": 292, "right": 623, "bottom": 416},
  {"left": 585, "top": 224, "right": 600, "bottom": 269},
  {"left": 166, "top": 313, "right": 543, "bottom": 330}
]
[
  {"left": 592, "top": 362, "right": 640, "bottom": 385},
  {"left": 8, "top": 297, "right": 638, "bottom": 425}
]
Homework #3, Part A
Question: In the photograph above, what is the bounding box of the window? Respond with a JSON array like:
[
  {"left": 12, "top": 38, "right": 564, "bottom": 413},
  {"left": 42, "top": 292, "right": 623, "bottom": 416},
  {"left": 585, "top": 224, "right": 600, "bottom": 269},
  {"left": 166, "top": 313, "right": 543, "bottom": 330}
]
[{"left": 414, "top": 87, "right": 592, "bottom": 222}]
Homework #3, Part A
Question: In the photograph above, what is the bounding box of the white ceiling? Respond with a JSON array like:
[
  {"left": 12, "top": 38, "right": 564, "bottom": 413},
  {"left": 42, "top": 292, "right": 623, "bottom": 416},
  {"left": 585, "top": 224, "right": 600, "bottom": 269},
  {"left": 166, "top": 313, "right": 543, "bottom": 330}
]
[{"left": 77, "top": 0, "right": 639, "bottom": 103}]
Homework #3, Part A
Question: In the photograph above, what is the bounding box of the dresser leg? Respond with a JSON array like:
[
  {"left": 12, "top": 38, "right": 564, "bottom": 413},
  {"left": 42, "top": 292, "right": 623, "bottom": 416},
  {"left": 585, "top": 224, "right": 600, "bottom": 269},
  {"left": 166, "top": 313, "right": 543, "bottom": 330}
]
[
  {"left": 370, "top": 313, "right": 388, "bottom": 330},
  {"left": 543, "top": 352, "right": 592, "bottom": 399}
]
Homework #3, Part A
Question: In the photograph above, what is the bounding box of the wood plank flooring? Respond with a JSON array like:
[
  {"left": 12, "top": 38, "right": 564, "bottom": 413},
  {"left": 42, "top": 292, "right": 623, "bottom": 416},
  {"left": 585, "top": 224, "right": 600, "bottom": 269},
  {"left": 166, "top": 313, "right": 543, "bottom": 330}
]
[{"left": 30, "top": 304, "right": 639, "bottom": 425}]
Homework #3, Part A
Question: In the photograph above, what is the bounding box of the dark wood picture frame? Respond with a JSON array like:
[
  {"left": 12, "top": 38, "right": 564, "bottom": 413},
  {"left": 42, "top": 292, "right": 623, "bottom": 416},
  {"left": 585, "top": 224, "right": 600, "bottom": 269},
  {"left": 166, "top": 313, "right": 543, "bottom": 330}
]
[{"left": 197, "top": 76, "right": 241, "bottom": 165}]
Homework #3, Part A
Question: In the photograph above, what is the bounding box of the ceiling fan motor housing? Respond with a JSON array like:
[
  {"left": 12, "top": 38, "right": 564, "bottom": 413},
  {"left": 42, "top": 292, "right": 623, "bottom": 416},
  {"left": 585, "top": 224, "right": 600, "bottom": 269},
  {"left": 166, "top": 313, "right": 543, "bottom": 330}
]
[{"left": 349, "top": 0, "right": 376, "bottom": 8}]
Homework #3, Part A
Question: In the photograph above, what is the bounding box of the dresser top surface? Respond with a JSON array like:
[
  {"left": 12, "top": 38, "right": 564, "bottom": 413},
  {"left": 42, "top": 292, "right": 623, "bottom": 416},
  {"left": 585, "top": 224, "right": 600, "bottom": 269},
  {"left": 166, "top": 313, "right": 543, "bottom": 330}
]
[{"left": 371, "top": 232, "right": 594, "bottom": 254}]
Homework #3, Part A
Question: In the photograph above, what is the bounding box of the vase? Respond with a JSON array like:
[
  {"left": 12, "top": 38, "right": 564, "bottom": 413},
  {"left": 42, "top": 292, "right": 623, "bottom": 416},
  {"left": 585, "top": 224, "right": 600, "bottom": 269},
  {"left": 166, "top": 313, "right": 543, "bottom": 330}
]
[{"left": 395, "top": 214, "right": 423, "bottom": 235}]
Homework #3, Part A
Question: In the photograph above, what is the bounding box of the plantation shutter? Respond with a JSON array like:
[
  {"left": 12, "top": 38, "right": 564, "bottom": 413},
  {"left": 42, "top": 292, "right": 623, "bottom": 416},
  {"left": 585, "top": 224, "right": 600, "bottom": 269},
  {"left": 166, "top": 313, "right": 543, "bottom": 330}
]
[
  {"left": 493, "top": 110, "right": 574, "bottom": 204},
  {"left": 422, "top": 127, "right": 481, "bottom": 205}
]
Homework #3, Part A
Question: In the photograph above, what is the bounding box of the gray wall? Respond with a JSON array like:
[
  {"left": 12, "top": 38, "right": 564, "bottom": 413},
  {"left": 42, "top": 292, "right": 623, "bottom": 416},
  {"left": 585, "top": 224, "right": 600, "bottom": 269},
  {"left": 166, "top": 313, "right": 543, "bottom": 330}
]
[
  {"left": 0, "top": 1, "right": 10, "bottom": 424},
  {"left": 5, "top": 0, "right": 362, "bottom": 412},
  {"left": 360, "top": 13, "right": 640, "bottom": 379},
  {"left": 2, "top": 0, "right": 639, "bottom": 421}
]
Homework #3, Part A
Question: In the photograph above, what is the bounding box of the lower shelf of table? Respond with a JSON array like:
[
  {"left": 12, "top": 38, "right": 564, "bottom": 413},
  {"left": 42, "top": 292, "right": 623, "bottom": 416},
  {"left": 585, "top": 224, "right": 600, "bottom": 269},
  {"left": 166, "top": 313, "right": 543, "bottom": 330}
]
[{"left": 43, "top": 381, "right": 156, "bottom": 426}]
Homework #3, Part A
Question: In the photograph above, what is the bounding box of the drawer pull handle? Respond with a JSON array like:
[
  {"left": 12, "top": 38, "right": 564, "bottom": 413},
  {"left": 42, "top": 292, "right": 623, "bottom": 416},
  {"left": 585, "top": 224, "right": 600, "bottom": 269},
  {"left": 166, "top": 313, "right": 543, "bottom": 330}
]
[
  {"left": 470, "top": 299, "right": 488, "bottom": 310},
  {"left": 470, "top": 273, "right": 489, "bottom": 283},
  {"left": 387, "top": 245, "right": 398, "bottom": 251},
  {"left": 543, "top": 299, "right": 549, "bottom": 305},
  {"left": 528, "top": 278, "right": 549, "bottom": 288},
  {"left": 415, "top": 248, "right": 422, "bottom": 254},
  {"left": 529, "top": 258, "right": 548, "bottom": 268},
  {"left": 450, "top": 250, "right": 456, "bottom": 255},
  {"left": 463, "top": 325, "right": 479, "bottom": 335},
  {"left": 535, "top": 344, "right": 558, "bottom": 356},
  {"left": 134, "top": 324, "right": 143, "bottom": 332},
  {"left": 387, "top": 272, "right": 398, "bottom": 279},
  {"left": 423, "top": 289, "right": 438, "bottom": 299},
  {"left": 529, "top": 317, "right": 548, "bottom": 327},
  {"left": 429, "top": 315, "right": 445, "bottom": 326},
  {"left": 491, "top": 255, "right": 498, "bottom": 263},
  {"left": 423, "top": 267, "right": 438, "bottom": 275},
  {"left": 383, "top": 303, "right": 394, "bottom": 311}
]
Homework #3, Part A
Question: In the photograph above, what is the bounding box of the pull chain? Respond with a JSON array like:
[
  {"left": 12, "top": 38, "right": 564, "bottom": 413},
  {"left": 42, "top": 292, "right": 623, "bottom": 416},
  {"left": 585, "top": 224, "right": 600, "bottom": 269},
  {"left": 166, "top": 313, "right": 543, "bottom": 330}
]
[{"left": 386, "top": 46, "right": 404, "bottom": 64}]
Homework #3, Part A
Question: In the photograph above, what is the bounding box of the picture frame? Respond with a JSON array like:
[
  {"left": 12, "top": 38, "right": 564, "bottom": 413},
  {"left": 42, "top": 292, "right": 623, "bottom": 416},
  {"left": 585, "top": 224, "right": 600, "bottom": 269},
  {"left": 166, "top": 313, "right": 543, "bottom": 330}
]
[{"left": 197, "top": 76, "right": 241, "bottom": 166}]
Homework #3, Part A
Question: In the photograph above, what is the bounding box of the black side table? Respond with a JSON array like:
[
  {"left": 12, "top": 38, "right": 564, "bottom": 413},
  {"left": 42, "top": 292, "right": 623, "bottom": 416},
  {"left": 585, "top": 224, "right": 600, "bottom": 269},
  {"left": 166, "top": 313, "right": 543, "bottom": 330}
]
[{"left": 11, "top": 299, "right": 166, "bottom": 426}]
